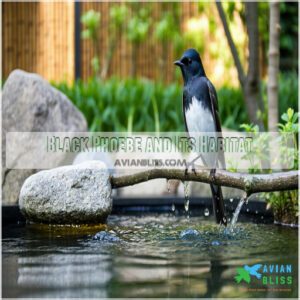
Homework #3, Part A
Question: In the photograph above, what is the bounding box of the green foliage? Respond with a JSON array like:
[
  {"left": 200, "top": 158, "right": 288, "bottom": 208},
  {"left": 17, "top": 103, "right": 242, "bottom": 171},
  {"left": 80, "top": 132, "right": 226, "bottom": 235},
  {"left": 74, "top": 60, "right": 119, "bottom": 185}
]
[
  {"left": 264, "top": 190, "right": 298, "bottom": 225},
  {"left": 278, "top": 72, "right": 298, "bottom": 116},
  {"left": 109, "top": 5, "right": 128, "bottom": 29},
  {"left": 53, "top": 73, "right": 297, "bottom": 133},
  {"left": 258, "top": 2, "right": 269, "bottom": 47},
  {"left": 81, "top": 10, "right": 101, "bottom": 76},
  {"left": 240, "top": 123, "right": 259, "bottom": 133},
  {"left": 225, "top": 2, "right": 237, "bottom": 21},
  {"left": 53, "top": 78, "right": 183, "bottom": 133},
  {"left": 81, "top": 10, "right": 101, "bottom": 40},
  {"left": 278, "top": 108, "right": 298, "bottom": 170},
  {"left": 126, "top": 8, "right": 151, "bottom": 44},
  {"left": 91, "top": 57, "right": 100, "bottom": 75},
  {"left": 279, "top": 107, "right": 299, "bottom": 133},
  {"left": 280, "top": 2, "right": 298, "bottom": 53},
  {"left": 154, "top": 12, "right": 176, "bottom": 42},
  {"left": 217, "top": 87, "right": 249, "bottom": 129},
  {"left": 241, "top": 108, "right": 299, "bottom": 224},
  {"left": 240, "top": 123, "right": 270, "bottom": 174},
  {"left": 53, "top": 78, "right": 253, "bottom": 132},
  {"left": 183, "top": 28, "right": 205, "bottom": 56},
  {"left": 259, "top": 72, "right": 298, "bottom": 128}
]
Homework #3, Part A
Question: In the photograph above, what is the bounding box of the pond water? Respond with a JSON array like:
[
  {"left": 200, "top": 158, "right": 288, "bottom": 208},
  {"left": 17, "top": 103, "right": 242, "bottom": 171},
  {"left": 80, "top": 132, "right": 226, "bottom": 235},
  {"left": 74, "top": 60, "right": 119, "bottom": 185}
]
[{"left": 2, "top": 214, "right": 298, "bottom": 298}]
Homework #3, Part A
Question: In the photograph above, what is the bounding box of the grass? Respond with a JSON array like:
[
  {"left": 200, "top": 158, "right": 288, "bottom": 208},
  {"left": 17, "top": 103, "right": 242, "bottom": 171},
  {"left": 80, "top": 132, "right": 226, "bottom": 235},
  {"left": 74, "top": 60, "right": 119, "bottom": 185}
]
[
  {"left": 53, "top": 77, "right": 248, "bottom": 132},
  {"left": 54, "top": 78, "right": 183, "bottom": 132},
  {"left": 53, "top": 72, "right": 298, "bottom": 132}
]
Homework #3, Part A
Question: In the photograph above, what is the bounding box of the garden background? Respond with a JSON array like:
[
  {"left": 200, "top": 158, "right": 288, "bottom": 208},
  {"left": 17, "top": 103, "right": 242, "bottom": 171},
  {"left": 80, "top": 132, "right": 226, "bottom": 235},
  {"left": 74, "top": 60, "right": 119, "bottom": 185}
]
[{"left": 2, "top": 2, "right": 298, "bottom": 132}]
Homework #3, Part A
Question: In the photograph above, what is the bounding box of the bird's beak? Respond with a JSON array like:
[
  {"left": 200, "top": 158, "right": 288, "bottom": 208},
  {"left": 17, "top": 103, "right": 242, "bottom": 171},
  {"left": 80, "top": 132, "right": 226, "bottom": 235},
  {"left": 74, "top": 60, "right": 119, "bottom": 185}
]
[{"left": 174, "top": 60, "right": 184, "bottom": 67}]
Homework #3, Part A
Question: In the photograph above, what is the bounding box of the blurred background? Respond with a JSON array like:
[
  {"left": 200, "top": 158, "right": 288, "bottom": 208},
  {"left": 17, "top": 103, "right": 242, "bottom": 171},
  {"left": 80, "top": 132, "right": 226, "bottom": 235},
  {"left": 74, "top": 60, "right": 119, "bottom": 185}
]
[{"left": 2, "top": 1, "right": 298, "bottom": 132}]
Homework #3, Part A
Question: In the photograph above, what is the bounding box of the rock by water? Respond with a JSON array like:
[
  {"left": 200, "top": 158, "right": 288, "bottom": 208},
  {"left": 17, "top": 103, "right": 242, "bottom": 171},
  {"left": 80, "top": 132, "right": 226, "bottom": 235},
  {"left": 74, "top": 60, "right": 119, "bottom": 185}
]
[
  {"left": 19, "top": 161, "right": 112, "bottom": 225},
  {"left": 2, "top": 70, "right": 87, "bottom": 204}
]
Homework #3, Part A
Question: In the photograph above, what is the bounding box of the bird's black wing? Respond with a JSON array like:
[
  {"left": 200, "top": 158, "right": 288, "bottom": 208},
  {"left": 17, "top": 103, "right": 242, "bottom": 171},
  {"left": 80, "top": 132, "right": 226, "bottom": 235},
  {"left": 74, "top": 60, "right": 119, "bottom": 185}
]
[
  {"left": 206, "top": 79, "right": 226, "bottom": 169},
  {"left": 182, "top": 90, "right": 189, "bottom": 133}
]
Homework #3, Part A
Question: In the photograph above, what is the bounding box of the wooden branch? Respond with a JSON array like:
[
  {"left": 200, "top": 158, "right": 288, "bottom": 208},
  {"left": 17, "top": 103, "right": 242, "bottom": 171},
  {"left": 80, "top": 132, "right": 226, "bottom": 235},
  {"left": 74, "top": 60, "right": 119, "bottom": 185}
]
[
  {"left": 111, "top": 169, "right": 298, "bottom": 195},
  {"left": 216, "top": 1, "right": 246, "bottom": 86}
]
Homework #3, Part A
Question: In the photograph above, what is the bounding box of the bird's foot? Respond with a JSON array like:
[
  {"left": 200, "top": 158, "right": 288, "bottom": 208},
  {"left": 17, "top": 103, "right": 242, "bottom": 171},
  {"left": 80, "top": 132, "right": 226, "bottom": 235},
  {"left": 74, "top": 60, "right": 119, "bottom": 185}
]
[
  {"left": 210, "top": 168, "right": 216, "bottom": 183},
  {"left": 184, "top": 161, "right": 197, "bottom": 176},
  {"left": 191, "top": 161, "right": 197, "bottom": 175}
]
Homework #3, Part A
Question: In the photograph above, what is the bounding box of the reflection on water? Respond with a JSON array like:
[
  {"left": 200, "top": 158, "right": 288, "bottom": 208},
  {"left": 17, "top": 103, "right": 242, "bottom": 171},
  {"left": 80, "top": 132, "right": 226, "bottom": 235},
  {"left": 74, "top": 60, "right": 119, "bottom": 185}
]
[
  {"left": 17, "top": 254, "right": 111, "bottom": 289},
  {"left": 2, "top": 214, "right": 298, "bottom": 298}
]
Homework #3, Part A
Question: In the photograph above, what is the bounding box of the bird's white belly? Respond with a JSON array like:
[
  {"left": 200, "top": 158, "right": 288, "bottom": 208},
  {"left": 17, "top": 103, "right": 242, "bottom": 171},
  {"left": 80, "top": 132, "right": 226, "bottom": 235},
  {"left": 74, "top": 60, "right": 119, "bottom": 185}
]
[
  {"left": 185, "top": 96, "right": 217, "bottom": 167},
  {"left": 185, "top": 96, "right": 215, "bottom": 134}
]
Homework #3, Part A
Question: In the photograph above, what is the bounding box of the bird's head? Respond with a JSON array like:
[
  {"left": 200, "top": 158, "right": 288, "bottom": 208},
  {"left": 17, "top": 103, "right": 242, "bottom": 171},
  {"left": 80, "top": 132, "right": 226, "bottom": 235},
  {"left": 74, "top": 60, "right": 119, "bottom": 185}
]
[{"left": 174, "top": 49, "right": 205, "bottom": 84}]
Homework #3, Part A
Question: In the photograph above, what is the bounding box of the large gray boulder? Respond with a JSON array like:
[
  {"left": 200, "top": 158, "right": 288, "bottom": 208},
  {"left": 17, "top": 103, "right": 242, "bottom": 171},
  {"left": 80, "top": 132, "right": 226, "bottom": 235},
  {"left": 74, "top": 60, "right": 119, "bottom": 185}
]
[
  {"left": 2, "top": 69, "right": 87, "bottom": 204},
  {"left": 19, "top": 161, "right": 112, "bottom": 224}
]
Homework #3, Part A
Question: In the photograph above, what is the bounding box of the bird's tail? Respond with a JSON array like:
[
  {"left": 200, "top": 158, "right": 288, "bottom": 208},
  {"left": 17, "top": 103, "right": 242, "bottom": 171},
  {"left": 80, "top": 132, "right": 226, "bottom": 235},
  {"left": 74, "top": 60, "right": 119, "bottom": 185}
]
[{"left": 210, "top": 184, "right": 227, "bottom": 226}]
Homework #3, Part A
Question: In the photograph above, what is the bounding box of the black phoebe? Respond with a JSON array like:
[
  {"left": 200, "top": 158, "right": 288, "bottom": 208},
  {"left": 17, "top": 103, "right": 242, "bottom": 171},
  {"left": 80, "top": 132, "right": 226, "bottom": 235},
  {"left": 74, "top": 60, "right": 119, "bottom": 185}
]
[{"left": 174, "top": 48, "right": 227, "bottom": 226}]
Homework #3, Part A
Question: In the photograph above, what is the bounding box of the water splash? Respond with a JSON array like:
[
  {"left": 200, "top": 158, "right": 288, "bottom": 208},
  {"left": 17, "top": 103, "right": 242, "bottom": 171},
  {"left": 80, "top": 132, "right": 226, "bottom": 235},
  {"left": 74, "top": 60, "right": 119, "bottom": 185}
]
[
  {"left": 204, "top": 208, "right": 210, "bottom": 217},
  {"left": 184, "top": 199, "right": 190, "bottom": 212},
  {"left": 229, "top": 193, "right": 247, "bottom": 232},
  {"left": 179, "top": 228, "right": 200, "bottom": 240},
  {"left": 183, "top": 181, "right": 190, "bottom": 215},
  {"left": 171, "top": 203, "right": 175, "bottom": 212},
  {"left": 93, "top": 231, "right": 120, "bottom": 242},
  {"left": 211, "top": 240, "right": 220, "bottom": 246}
]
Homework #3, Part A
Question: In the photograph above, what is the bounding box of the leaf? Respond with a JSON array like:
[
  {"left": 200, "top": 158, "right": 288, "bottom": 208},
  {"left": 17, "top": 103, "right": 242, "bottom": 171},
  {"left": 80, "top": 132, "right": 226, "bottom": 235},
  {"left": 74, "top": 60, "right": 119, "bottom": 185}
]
[
  {"left": 281, "top": 113, "right": 289, "bottom": 122},
  {"left": 81, "top": 29, "right": 91, "bottom": 39},
  {"left": 287, "top": 108, "right": 294, "bottom": 120},
  {"left": 292, "top": 124, "right": 299, "bottom": 131},
  {"left": 292, "top": 112, "right": 299, "bottom": 123}
]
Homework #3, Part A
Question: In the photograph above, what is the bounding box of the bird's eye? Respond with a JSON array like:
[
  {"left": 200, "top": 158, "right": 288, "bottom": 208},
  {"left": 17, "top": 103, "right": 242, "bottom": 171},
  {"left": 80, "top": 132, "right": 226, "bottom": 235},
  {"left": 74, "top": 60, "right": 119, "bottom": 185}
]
[
  {"left": 181, "top": 57, "right": 193, "bottom": 65},
  {"left": 181, "top": 57, "right": 189, "bottom": 65}
]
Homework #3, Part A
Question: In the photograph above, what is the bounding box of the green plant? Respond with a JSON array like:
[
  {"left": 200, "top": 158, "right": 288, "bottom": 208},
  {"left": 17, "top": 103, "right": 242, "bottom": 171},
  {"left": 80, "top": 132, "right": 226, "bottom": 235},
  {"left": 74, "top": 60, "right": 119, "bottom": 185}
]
[
  {"left": 81, "top": 10, "right": 101, "bottom": 77},
  {"left": 154, "top": 11, "right": 182, "bottom": 80},
  {"left": 239, "top": 122, "right": 270, "bottom": 173},
  {"left": 101, "top": 5, "right": 128, "bottom": 79},
  {"left": 126, "top": 7, "right": 151, "bottom": 77},
  {"left": 53, "top": 77, "right": 183, "bottom": 133},
  {"left": 127, "top": 16, "right": 150, "bottom": 43},
  {"left": 154, "top": 12, "right": 176, "bottom": 42},
  {"left": 53, "top": 75, "right": 297, "bottom": 134},
  {"left": 260, "top": 72, "right": 298, "bottom": 128},
  {"left": 278, "top": 72, "right": 298, "bottom": 116},
  {"left": 264, "top": 190, "right": 298, "bottom": 225},
  {"left": 278, "top": 108, "right": 298, "bottom": 170},
  {"left": 240, "top": 108, "right": 299, "bottom": 224},
  {"left": 218, "top": 86, "right": 249, "bottom": 129}
]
